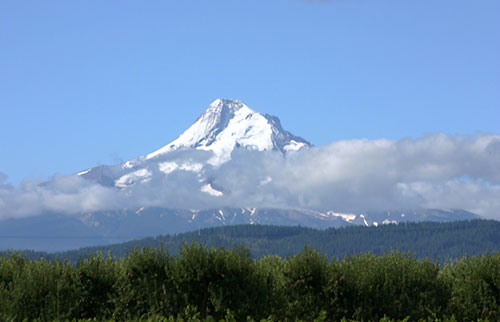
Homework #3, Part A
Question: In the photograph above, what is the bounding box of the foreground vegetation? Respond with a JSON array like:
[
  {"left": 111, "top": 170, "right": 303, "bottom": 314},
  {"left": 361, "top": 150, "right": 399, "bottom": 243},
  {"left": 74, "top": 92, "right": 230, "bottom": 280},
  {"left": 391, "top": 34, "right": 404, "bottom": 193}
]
[{"left": 1, "top": 244, "right": 500, "bottom": 321}]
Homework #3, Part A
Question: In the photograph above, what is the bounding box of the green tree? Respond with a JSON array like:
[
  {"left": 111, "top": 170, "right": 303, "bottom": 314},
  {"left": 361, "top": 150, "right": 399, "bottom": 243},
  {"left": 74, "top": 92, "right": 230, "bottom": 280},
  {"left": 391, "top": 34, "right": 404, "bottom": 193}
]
[
  {"left": 174, "top": 243, "right": 256, "bottom": 320},
  {"left": 72, "top": 252, "right": 118, "bottom": 319},
  {"left": 114, "top": 247, "right": 175, "bottom": 319},
  {"left": 445, "top": 252, "right": 500, "bottom": 321},
  {"left": 282, "top": 247, "right": 333, "bottom": 321},
  {"left": 339, "top": 251, "right": 449, "bottom": 321},
  {"left": 7, "top": 257, "right": 76, "bottom": 321}
]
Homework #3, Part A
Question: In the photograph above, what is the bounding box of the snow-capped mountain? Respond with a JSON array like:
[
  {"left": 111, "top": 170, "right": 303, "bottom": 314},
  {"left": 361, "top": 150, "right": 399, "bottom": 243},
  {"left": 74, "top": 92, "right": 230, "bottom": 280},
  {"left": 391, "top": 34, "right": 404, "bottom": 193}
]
[
  {"left": 125, "top": 98, "right": 310, "bottom": 168},
  {"left": 79, "top": 98, "right": 310, "bottom": 191}
]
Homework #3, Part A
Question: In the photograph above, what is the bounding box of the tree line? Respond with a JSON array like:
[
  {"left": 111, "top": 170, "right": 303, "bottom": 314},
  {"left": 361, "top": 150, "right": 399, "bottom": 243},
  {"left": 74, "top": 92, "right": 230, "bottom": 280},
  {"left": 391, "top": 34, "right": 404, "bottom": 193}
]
[
  {"left": 1, "top": 244, "right": 499, "bottom": 321},
  {"left": 14, "top": 219, "right": 500, "bottom": 264}
]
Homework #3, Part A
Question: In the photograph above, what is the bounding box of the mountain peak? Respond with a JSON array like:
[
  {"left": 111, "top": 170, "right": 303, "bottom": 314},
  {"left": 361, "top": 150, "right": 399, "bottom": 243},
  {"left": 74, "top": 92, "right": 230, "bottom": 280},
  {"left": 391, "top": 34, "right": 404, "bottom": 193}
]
[
  {"left": 200, "top": 99, "right": 252, "bottom": 129},
  {"left": 207, "top": 98, "right": 246, "bottom": 113},
  {"left": 143, "top": 99, "right": 310, "bottom": 165}
]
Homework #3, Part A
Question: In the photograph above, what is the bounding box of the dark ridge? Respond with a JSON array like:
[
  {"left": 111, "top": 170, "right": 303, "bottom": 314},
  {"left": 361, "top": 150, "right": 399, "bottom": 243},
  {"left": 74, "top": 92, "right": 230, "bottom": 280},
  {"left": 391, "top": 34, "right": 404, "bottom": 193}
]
[{"left": 5, "top": 219, "right": 500, "bottom": 263}]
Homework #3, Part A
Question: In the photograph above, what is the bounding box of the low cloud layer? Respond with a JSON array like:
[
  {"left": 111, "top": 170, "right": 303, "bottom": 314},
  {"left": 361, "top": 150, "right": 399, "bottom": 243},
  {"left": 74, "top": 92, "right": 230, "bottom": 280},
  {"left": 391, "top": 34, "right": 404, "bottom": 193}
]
[{"left": 1, "top": 133, "right": 499, "bottom": 220}]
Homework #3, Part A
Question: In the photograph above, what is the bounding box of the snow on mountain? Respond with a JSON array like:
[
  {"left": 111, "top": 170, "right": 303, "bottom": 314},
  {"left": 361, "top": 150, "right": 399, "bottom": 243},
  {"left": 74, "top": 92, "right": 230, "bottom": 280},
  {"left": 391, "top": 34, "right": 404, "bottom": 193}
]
[
  {"left": 115, "top": 168, "right": 152, "bottom": 189},
  {"left": 144, "top": 98, "right": 310, "bottom": 166},
  {"left": 158, "top": 161, "right": 204, "bottom": 175},
  {"left": 201, "top": 183, "right": 224, "bottom": 197}
]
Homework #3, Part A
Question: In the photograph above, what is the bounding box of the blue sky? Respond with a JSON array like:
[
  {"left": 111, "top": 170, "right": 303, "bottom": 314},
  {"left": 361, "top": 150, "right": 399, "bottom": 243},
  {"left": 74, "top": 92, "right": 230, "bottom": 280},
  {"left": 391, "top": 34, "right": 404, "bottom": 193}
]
[{"left": 1, "top": 0, "right": 499, "bottom": 184}]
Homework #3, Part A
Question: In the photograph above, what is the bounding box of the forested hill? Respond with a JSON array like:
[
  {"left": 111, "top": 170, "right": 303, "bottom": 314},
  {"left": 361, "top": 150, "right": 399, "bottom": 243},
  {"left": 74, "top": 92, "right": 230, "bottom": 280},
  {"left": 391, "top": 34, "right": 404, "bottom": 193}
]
[{"left": 14, "top": 219, "right": 500, "bottom": 262}]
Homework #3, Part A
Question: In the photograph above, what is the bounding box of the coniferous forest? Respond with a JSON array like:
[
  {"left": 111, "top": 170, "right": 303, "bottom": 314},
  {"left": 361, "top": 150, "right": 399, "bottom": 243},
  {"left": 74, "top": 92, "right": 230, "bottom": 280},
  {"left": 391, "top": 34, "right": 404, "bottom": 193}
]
[{"left": 14, "top": 219, "right": 500, "bottom": 263}]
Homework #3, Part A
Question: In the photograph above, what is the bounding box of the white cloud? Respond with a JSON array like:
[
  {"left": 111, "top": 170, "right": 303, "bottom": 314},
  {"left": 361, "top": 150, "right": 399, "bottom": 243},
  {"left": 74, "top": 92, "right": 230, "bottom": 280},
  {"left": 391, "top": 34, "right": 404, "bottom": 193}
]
[{"left": 0, "top": 133, "right": 499, "bottom": 220}]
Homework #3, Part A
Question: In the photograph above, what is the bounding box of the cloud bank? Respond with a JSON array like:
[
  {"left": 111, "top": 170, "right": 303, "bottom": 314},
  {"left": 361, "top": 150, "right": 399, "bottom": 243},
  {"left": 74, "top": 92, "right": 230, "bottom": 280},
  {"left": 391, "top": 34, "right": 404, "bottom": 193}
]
[{"left": 1, "top": 133, "right": 499, "bottom": 220}]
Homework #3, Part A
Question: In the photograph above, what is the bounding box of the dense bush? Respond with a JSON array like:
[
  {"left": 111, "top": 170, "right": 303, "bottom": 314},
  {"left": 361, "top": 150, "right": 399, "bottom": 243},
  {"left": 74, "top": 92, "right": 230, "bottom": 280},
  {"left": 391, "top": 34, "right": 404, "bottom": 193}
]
[
  {"left": 173, "top": 244, "right": 256, "bottom": 320},
  {"left": 337, "top": 252, "right": 450, "bottom": 321},
  {"left": 113, "top": 247, "right": 173, "bottom": 319},
  {"left": 75, "top": 253, "right": 118, "bottom": 319},
  {"left": 443, "top": 253, "right": 500, "bottom": 321},
  {"left": 0, "top": 255, "right": 76, "bottom": 321},
  {"left": 282, "top": 248, "right": 334, "bottom": 321},
  {"left": 0, "top": 245, "right": 499, "bottom": 321}
]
